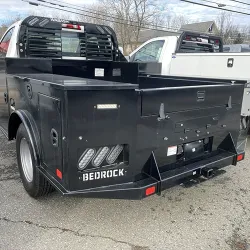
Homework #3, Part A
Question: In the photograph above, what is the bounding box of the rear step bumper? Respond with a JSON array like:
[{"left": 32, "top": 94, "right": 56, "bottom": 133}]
[{"left": 40, "top": 151, "right": 240, "bottom": 199}]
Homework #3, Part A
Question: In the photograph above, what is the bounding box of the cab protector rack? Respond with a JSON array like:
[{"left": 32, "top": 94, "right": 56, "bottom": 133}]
[
  {"left": 18, "top": 16, "right": 126, "bottom": 61},
  {"left": 176, "top": 31, "right": 223, "bottom": 53},
  {"left": 5, "top": 58, "right": 245, "bottom": 199}
]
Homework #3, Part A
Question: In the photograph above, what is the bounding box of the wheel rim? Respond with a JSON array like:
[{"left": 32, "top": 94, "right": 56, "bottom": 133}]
[{"left": 20, "top": 138, "right": 33, "bottom": 182}]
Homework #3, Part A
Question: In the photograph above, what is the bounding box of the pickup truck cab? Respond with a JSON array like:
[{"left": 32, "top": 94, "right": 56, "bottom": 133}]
[
  {"left": 129, "top": 32, "right": 250, "bottom": 81},
  {"left": 129, "top": 32, "right": 222, "bottom": 73}
]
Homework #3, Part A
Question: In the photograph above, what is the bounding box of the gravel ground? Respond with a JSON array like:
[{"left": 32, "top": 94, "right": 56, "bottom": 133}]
[{"left": 0, "top": 130, "right": 250, "bottom": 250}]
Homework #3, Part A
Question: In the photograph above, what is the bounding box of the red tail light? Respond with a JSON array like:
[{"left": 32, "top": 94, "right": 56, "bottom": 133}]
[
  {"left": 145, "top": 186, "right": 156, "bottom": 196},
  {"left": 185, "top": 36, "right": 191, "bottom": 41}
]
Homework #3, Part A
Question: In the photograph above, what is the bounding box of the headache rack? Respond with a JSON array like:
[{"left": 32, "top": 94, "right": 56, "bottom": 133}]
[
  {"left": 25, "top": 27, "right": 62, "bottom": 58},
  {"left": 18, "top": 16, "right": 122, "bottom": 61},
  {"left": 176, "top": 31, "right": 223, "bottom": 53},
  {"left": 80, "top": 34, "right": 113, "bottom": 60}
]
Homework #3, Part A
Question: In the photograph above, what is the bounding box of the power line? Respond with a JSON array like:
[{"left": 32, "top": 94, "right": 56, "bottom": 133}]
[
  {"left": 28, "top": 0, "right": 182, "bottom": 32},
  {"left": 228, "top": 0, "right": 250, "bottom": 7},
  {"left": 22, "top": 0, "right": 249, "bottom": 39},
  {"left": 23, "top": 0, "right": 181, "bottom": 32},
  {"left": 32, "top": 0, "right": 245, "bottom": 35},
  {"left": 29, "top": 0, "right": 233, "bottom": 34},
  {"left": 200, "top": 0, "right": 250, "bottom": 11},
  {"left": 25, "top": 0, "right": 221, "bottom": 34},
  {"left": 40, "top": 0, "right": 168, "bottom": 26},
  {"left": 181, "top": 0, "right": 250, "bottom": 15}
]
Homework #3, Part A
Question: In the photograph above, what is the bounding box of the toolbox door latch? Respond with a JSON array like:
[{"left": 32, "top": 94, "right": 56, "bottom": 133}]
[
  {"left": 226, "top": 96, "right": 232, "bottom": 110},
  {"left": 158, "top": 103, "right": 169, "bottom": 121}
]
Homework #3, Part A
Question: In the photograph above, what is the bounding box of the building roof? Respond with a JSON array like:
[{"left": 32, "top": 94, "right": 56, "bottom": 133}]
[
  {"left": 180, "top": 21, "right": 218, "bottom": 34},
  {"left": 137, "top": 29, "right": 181, "bottom": 43}
]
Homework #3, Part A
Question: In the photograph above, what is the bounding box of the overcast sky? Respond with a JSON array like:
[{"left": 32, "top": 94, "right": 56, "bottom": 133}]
[{"left": 0, "top": 0, "right": 249, "bottom": 27}]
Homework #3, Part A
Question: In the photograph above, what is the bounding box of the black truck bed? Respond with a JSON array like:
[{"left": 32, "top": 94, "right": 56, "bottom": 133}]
[{"left": 3, "top": 58, "right": 245, "bottom": 199}]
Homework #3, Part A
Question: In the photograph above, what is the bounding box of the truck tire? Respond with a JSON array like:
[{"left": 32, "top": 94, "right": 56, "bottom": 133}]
[{"left": 16, "top": 124, "right": 54, "bottom": 197}]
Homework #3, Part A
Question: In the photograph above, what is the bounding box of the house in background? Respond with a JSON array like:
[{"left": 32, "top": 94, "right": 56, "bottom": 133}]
[{"left": 180, "top": 21, "right": 219, "bottom": 34}]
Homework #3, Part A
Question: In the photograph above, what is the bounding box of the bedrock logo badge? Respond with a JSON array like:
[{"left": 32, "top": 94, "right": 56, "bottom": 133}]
[{"left": 82, "top": 169, "right": 125, "bottom": 181}]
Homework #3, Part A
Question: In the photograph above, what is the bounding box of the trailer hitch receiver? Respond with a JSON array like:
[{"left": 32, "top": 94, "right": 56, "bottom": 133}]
[{"left": 201, "top": 168, "right": 214, "bottom": 178}]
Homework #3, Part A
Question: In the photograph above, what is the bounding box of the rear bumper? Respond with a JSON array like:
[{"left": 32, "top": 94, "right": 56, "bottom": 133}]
[{"left": 40, "top": 150, "right": 241, "bottom": 199}]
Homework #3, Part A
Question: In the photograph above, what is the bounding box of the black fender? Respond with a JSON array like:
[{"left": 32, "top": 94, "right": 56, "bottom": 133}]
[{"left": 8, "top": 110, "right": 41, "bottom": 166}]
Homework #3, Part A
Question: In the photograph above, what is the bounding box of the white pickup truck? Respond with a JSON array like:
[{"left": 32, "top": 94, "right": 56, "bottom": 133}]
[
  {"left": 129, "top": 32, "right": 250, "bottom": 118},
  {"left": 129, "top": 33, "right": 250, "bottom": 79}
]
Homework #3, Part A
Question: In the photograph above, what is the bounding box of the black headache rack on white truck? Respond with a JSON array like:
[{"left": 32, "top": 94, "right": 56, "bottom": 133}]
[
  {"left": 2, "top": 57, "right": 246, "bottom": 199},
  {"left": 17, "top": 16, "right": 127, "bottom": 61},
  {"left": 176, "top": 32, "right": 223, "bottom": 53}
]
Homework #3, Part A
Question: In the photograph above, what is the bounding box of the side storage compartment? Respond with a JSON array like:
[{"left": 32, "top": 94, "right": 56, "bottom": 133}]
[
  {"left": 38, "top": 94, "right": 62, "bottom": 175},
  {"left": 65, "top": 89, "right": 138, "bottom": 192}
]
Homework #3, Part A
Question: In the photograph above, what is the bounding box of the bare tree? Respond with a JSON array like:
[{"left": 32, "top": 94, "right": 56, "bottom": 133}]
[
  {"left": 97, "top": 0, "right": 163, "bottom": 53},
  {"left": 215, "top": 11, "right": 244, "bottom": 44},
  {"left": 167, "top": 14, "right": 190, "bottom": 30}
]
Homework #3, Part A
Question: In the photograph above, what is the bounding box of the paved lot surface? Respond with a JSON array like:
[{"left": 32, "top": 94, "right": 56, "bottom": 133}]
[{"left": 0, "top": 131, "right": 250, "bottom": 250}]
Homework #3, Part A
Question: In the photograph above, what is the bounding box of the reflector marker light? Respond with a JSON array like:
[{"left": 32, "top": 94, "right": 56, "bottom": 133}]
[
  {"left": 106, "top": 145, "right": 124, "bottom": 164},
  {"left": 92, "top": 147, "right": 110, "bottom": 167},
  {"left": 237, "top": 154, "right": 244, "bottom": 162},
  {"left": 145, "top": 186, "right": 156, "bottom": 196},
  {"left": 56, "top": 169, "right": 62, "bottom": 180},
  {"left": 78, "top": 149, "right": 96, "bottom": 170},
  {"left": 97, "top": 104, "right": 118, "bottom": 110}
]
